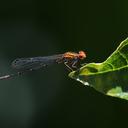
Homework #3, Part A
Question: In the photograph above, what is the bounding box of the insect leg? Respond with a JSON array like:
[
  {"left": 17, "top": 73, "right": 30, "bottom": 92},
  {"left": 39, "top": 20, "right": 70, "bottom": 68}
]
[
  {"left": 71, "top": 59, "right": 78, "bottom": 69},
  {"left": 64, "top": 62, "right": 73, "bottom": 71}
]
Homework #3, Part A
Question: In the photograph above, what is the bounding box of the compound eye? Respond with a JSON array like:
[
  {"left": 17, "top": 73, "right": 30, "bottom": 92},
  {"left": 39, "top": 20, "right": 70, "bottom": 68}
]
[
  {"left": 79, "top": 51, "right": 86, "bottom": 59},
  {"left": 79, "top": 55, "right": 84, "bottom": 59}
]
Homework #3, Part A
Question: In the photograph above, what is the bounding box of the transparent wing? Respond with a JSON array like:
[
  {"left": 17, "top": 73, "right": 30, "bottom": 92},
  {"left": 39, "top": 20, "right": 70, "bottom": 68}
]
[{"left": 11, "top": 54, "right": 63, "bottom": 71}]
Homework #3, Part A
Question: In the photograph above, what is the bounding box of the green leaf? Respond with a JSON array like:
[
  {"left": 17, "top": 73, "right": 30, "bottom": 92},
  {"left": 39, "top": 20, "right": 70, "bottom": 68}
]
[{"left": 69, "top": 38, "right": 128, "bottom": 101}]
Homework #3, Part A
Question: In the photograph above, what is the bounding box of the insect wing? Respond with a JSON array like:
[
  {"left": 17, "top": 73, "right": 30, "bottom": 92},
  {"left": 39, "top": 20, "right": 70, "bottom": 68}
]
[
  {"left": 11, "top": 54, "right": 63, "bottom": 71},
  {"left": 11, "top": 57, "right": 47, "bottom": 71}
]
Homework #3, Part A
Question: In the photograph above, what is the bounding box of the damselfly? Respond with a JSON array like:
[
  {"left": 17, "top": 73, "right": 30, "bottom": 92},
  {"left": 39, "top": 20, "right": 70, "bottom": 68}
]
[{"left": 0, "top": 51, "right": 86, "bottom": 80}]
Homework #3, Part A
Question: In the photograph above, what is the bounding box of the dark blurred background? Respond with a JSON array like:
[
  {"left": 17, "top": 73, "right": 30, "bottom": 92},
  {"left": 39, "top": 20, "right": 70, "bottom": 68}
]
[{"left": 0, "top": 0, "right": 128, "bottom": 128}]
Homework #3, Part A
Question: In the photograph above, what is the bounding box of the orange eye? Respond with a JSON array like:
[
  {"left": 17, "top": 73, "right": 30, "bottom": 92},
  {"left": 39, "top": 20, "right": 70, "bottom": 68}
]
[{"left": 78, "top": 51, "right": 86, "bottom": 59}]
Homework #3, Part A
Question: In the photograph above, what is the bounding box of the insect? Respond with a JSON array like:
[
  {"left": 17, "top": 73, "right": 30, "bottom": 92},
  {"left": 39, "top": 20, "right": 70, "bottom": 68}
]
[{"left": 0, "top": 51, "right": 86, "bottom": 80}]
